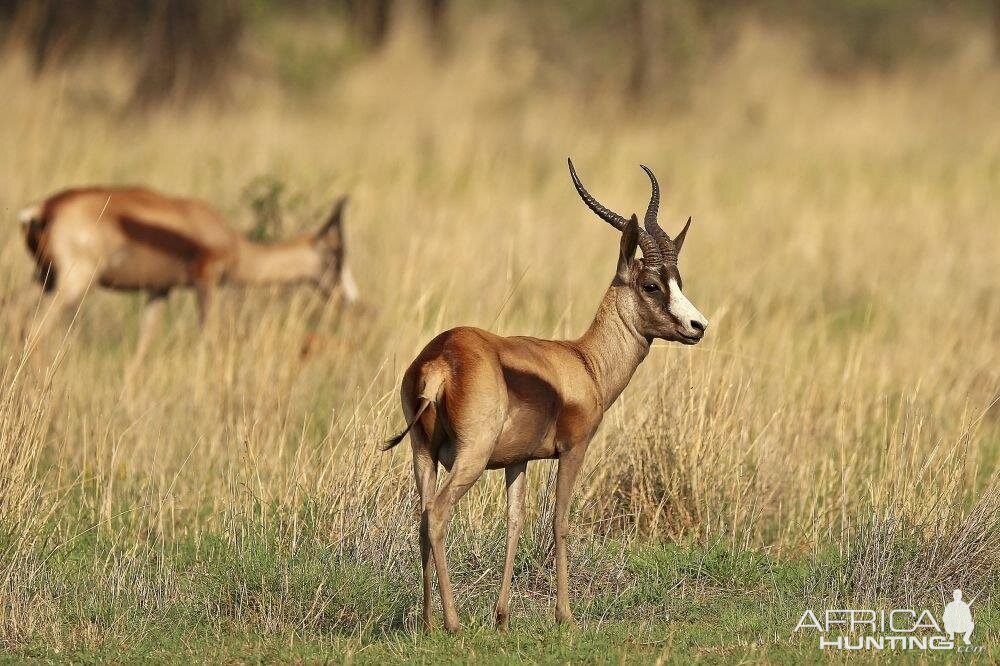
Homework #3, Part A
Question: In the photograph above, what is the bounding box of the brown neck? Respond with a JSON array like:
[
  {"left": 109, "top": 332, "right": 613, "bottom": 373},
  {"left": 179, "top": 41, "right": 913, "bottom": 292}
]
[
  {"left": 230, "top": 236, "right": 322, "bottom": 286},
  {"left": 573, "top": 285, "right": 650, "bottom": 409}
]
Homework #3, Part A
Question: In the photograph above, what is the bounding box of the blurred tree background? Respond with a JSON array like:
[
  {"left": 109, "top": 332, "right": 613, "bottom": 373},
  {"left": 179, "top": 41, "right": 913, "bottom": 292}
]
[{"left": 0, "top": 0, "right": 997, "bottom": 111}]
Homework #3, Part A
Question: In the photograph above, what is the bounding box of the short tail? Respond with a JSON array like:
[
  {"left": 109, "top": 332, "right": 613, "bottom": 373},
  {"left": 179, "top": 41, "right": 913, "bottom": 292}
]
[
  {"left": 382, "top": 398, "right": 432, "bottom": 451},
  {"left": 383, "top": 366, "right": 445, "bottom": 452}
]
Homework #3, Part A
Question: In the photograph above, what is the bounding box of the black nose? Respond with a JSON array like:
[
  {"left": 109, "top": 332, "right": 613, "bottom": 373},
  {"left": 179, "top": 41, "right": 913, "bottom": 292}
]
[{"left": 690, "top": 320, "right": 706, "bottom": 333}]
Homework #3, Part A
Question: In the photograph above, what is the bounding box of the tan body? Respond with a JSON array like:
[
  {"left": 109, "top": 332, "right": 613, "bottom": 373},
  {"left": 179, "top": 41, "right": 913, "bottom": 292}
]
[
  {"left": 19, "top": 186, "right": 354, "bottom": 370},
  {"left": 386, "top": 160, "right": 710, "bottom": 632},
  {"left": 405, "top": 302, "right": 645, "bottom": 472}
]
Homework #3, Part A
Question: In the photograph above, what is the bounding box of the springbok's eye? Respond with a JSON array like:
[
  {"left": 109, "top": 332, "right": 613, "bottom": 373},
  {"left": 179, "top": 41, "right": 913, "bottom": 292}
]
[{"left": 642, "top": 283, "right": 660, "bottom": 293}]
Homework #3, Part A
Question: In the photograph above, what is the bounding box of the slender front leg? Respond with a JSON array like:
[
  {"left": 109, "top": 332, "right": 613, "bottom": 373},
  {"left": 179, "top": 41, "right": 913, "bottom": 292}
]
[
  {"left": 194, "top": 280, "right": 216, "bottom": 327},
  {"left": 495, "top": 461, "right": 527, "bottom": 629},
  {"left": 194, "top": 256, "right": 230, "bottom": 329},
  {"left": 553, "top": 448, "right": 586, "bottom": 625},
  {"left": 125, "top": 289, "right": 169, "bottom": 384}
]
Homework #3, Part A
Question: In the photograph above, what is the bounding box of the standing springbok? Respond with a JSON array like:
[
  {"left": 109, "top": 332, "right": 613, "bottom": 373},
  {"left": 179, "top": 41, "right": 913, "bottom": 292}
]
[
  {"left": 18, "top": 186, "right": 357, "bottom": 369},
  {"left": 384, "top": 159, "right": 709, "bottom": 632}
]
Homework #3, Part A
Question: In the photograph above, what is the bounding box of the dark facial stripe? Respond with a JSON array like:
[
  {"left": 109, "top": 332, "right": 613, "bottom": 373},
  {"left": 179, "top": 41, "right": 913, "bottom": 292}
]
[{"left": 663, "top": 264, "right": 682, "bottom": 290}]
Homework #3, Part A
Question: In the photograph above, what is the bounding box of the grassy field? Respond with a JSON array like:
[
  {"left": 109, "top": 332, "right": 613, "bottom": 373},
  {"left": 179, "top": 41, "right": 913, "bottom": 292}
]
[{"left": 1, "top": 10, "right": 999, "bottom": 663}]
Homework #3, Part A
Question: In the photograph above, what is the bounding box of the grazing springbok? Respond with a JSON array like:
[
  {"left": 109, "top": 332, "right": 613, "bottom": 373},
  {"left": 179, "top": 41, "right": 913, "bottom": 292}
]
[
  {"left": 384, "top": 159, "right": 709, "bottom": 632},
  {"left": 18, "top": 186, "right": 357, "bottom": 369}
]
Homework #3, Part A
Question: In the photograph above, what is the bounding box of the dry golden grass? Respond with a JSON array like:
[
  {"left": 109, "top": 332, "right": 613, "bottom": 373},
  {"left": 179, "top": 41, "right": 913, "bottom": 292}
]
[{"left": 0, "top": 13, "right": 998, "bottom": 656}]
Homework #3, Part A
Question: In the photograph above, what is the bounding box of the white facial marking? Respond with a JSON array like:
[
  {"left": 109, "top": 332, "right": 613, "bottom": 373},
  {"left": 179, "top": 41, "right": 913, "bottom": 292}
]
[
  {"left": 340, "top": 264, "right": 359, "bottom": 303},
  {"left": 668, "top": 279, "right": 708, "bottom": 335}
]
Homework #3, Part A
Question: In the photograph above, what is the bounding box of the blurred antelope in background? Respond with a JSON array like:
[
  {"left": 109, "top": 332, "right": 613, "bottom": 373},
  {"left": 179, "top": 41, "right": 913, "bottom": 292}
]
[
  {"left": 18, "top": 186, "right": 357, "bottom": 372},
  {"left": 385, "top": 159, "right": 709, "bottom": 632}
]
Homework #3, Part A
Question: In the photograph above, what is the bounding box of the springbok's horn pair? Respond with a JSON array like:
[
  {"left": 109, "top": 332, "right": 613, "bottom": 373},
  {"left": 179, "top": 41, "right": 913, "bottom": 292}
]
[{"left": 568, "top": 158, "right": 691, "bottom": 265}]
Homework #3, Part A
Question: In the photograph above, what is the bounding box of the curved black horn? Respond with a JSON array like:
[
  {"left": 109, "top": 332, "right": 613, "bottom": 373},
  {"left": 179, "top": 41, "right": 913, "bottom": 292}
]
[
  {"left": 569, "top": 158, "right": 664, "bottom": 264},
  {"left": 639, "top": 164, "right": 672, "bottom": 252},
  {"left": 568, "top": 158, "right": 629, "bottom": 231},
  {"left": 673, "top": 216, "right": 692, "bottom": 254}
]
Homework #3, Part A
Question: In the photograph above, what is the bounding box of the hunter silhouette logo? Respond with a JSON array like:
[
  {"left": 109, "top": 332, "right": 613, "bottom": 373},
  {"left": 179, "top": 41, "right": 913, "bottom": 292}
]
[
  {"left": 943, "top": 589, "right": 974, "bottom": 645},
  {"left": 794, "top": 589, "right": 983, "bottom": 652}
]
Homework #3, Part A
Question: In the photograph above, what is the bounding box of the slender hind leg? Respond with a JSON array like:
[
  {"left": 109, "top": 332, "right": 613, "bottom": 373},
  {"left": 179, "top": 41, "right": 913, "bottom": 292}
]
[
  {"left": 411, "top": 433, "right": 438, "bottom": 631},
  {"left": 23, "top": 261, "right": 94, "bottom": 364},
  {"left": 427, "top": 433, "right": 498, "bottom": 633},
  {"left": 495, "top": 462, "right": 527, "bottom": 629}
]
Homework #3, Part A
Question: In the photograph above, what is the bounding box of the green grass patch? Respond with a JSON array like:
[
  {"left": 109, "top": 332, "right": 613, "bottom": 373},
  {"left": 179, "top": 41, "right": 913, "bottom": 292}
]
[{"left": 7, "top": 534, "right": 996, "bottom": 663}]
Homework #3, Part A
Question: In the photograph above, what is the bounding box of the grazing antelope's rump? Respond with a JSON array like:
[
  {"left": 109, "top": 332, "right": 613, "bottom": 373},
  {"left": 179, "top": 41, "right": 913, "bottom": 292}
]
[
  {"left": 18, "top": 186, "right": 357, "bottom": 369},
  {"left": 385, "top": 159, "right": 709, "bottom": 633}
]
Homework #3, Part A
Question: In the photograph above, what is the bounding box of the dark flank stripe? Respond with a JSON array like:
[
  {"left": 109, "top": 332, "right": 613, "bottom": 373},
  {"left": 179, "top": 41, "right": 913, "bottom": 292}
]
[{"left": 118, "top": 216, "right": 208, "bottom": 261}]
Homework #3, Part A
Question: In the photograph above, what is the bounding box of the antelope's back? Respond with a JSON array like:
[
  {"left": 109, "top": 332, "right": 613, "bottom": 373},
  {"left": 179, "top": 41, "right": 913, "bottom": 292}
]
[
  {"left": 21, "top": 186, "right": 242, "bottom": 290},
  {"left": 403, "top": 326, "right": 602, "bottom": 467}
]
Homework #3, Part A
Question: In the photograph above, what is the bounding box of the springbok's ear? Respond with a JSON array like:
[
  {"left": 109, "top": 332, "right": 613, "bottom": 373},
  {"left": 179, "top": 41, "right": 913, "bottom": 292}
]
[
  {"left": 316, "top": 196, "right": 348, "bottom": 243},
  {"left": 617, "top": 214, "right": 640, "bottom": 282},
  {"left": 674, "top": 216, "right": 692, "bottom": 254}
]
